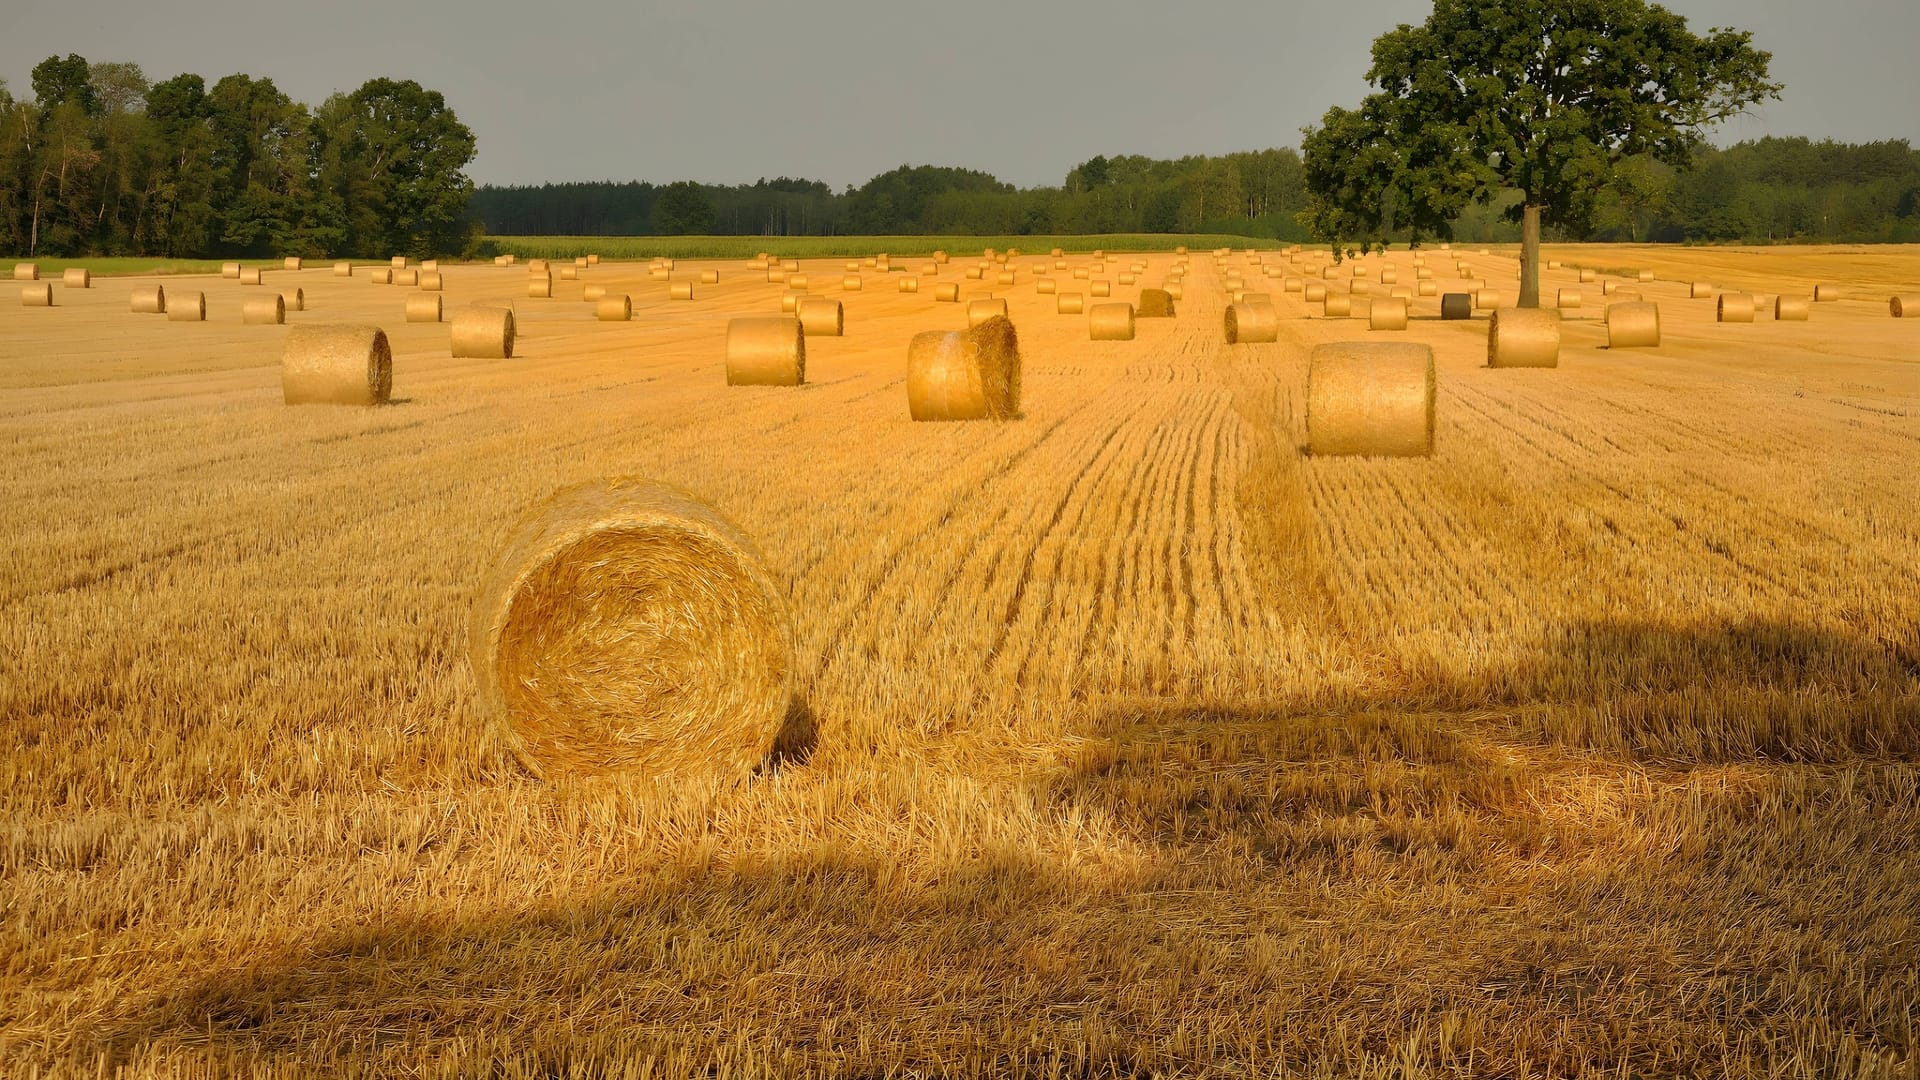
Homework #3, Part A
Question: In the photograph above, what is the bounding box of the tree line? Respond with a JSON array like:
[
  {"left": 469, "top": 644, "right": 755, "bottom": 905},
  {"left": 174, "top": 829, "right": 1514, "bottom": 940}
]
[{"left": 0, "top": 53, "right": 477, "bottom": 259}]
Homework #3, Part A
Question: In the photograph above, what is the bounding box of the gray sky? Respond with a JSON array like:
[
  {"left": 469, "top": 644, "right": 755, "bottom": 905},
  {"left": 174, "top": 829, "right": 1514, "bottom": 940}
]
[{"left": 5, "top": 0, "right": 1917, "bottom": 190}]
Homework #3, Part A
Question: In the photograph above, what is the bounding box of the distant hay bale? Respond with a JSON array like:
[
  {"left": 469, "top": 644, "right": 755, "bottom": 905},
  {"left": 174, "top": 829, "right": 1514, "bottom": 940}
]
[
  {"left": 935, "top": 283, "right": 961, "bottom": 302},
  {"left": 1057, "top": 291, "right": 1085, "bottom": 314},
  {"left": 967, "top": 298, "right": 1009, "bottom": 328},
  {"left": 781, "top": 260, "right": 799, "bottom": 273},
  {"left": 725, "top": 316, "right": 805, "bottom": 386},
  {"left": 391, "top": 256, "right": 408, "bottom": 269},
  {"left": 671, "top": 281, "right": 695, "bottom": 300},
  {"left": 1380, "top": 268, "right": 1398, "bottom": 285},
  {"left": 1814, "top": 284, "right": 1846, "bottom": 302},
  {"left": 166, "top": 290, "right": 206, "bottom": 321},
  {"left": 63, "top": 267, "right": 93, "bottom": 288},
  {"left": 1369, "top": 297, "right": 1409, "bottom": 331},
  {"left": 559, "top": 267, "right": 579, "bottom": 280},
  {"left": 1072, "top": 267, "right": 1090, "bottom": 280},
  {"left": 1776, "top": 296, "right": 1811, "bottom": 321},
  {"left": 584, "top": 284, "right": 608, "bottom": 302},
  {"left": 405, "top": 294, "right": 443, "bottom": 323},
  {"left": 1306, "top": 342, "right": 1435, "bottom": 457},
  {"left": 1547, "top": 260, "right": 1562, "bottom": 270},
  {"left": 1091, "top": 280, "right": 1112, "bottom": 297},
  {"left": 419, "top": 272, "right": 444, "bottom": 291},
  {"left": 1165, "top": 283, "right": 1184, "bottom": 300},
  {"left": 921, "top": 262, "right": 939, "bottom": 276},
  {"left": 1892, "top": 295, "right": 1920, "bottom": 318},
  {"left": 1716, "top": 293, "right": 1756, "bottom": 323},
  {"left": 787, "top": 273, "right": 809, "bottom": 290},
  {"left": 451, "top": 306, "right": 516, "bottom": 359},
  {"left": 965, "top": 267, "right": 984, "bottom": 280},
  {"left": 781, "top": 289, "right": 805, "bottom": 312},
  {"left": 1037, "top": 278, "right": 1058, "bottom": 295},
  {"left": 1557, "top": 289, "right": 1582, "bottom": 308},
  {"left": 932, "top": 250, "right": 949, "bottom": 264},
  {"left": 334, "top": 262, "right": 353, "bottom": 277},
  {"left": 1637, "top": 270, "right": 1655, "bottom": 282},
  {"left": 468, "top": 477, "right": 792, "bottom": 779},
  {"left": 586, "top": 254, "right": 599, "bottom": 266},
  {"left": 1475, "top": 289, "right": 1505, "bottom": 310},
  {"left": 243, "top": 295, "right": 286, "bottom": 325},
  {"left": 1119, "top": 273, "right": 1136, "bottom": 286},
  {"left": 575, "top": 256, "right": 590, "bottom": 268},
  {"left": 1283, "top": 276, "right": 1303, "bottom": 292},
  {"left": 1305, "top": 283, "right": 1328, "bottom": 303},
  {"left": 701, "top": 270, "right": 720, "bottom": 284},
  {"left": 1223, "top": 302, "right": 1278, "bottom": 343},
  {"left": 798, "top": 297, "right": 843, "bottom": 337},
  {"left": 13, "top": 263, "right": 38, "bottom": 281},
  {"left": 899, "top": 276, "right": 919, "bottom": 293},
  {"left": 1089, "top": 302, "right": 1135, "bottom": 340},
  {"left": 132, "top": 285, "right": 166, "bottom": 314},
  {"left": 1418, "top": 282, "right": 1437, "bottom": 296},
  {"left": 842, "top": 275, "right": 863, "bottom": 291},
  {"left": 650, "top": 268, "right": 670, "bottom": 280},
  {"left": 423, "top": 260, "right": 439, "bottom": 271},
  {"left": 1606, "top": 302, "right": 1661, "bottom": 347},
  {"left": 1488, "top": 308, "right": 1560, "bottom": 367},
  {"left": 282, "top": 324, "right": 392, "bottom": 406},
  {"left": 596, "top": 295, "right": 632, "bottom": 322},
  {"left": 1138, "top": 288, "right": 1175, "bottom": 317},
  {"left": 1602, "top": 280, "right": 1626, "bottom": 295},
  {"left": 907, "top": 315, "right": 1022, "bottom": 422},
  {"left": 371, "top": 268, "right": 394, "bottom": 285},
  {"left": 766, "top": 269, "right": 785, "bottom": 284},
  {"left": 1351, "top": 281, "right": 1372, "bottom": 296},
  {"left": 997, "top": 271, "right": 1016, "bottom": 285},
  {"left": 21, "top": 283, "right": 52, "bottom": 307},
  {"left": 222, "top": 262, "right": 242, "bottom": 279},
  {"left": 283, "top": 288, "right": 305, "bottom": 312},
  {"left": 1690, "top": 282, "right": 1714, "bottom": 299},
  {"left": 1578, "top": 268, "right": 1596, "bottom": 283},
  {"left": 1323, "top": 293, "right": 1352, "bottom": 317},
  {"left": 283, "top": 257, "right": 302, "bottom": 271},
  {"left": 1322, "top": 266, "right": 1341, "bottom": 279},
  {"left": 1416, "top": 267, "right": 1433, "bottom": 280},
  {"left": 529, "top": 274, "right": 552, "bottom": 299},
  {"left": 239, "top": 267, "right": 263, "bottom": 285}
]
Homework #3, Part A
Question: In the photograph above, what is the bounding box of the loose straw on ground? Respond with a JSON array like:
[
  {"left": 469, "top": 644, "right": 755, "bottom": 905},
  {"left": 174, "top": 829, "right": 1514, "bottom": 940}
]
[
  {"left": 282, "top": 324, "right": 392, "bottom": 406},
  {"left": 907, "top": 314, "right": 1021, "bottom": 421},
  {"left": 725, "top": 317, "right": 805, "bottom": 386},
  {"left": 1307, "top": 342, "right": 1435, "bottom": 457}
]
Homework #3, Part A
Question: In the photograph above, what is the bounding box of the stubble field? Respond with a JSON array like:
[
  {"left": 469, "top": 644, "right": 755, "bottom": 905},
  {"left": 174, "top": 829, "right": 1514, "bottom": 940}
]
[{"left": 2, "top": 242, "right": 1917, "bottom": 1078}]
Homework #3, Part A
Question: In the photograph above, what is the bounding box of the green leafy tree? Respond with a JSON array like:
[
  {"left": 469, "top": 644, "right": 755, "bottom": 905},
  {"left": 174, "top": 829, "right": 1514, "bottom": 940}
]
[
  {"left": 650, "top": 180, "right": 716, "bottom": 235},
  {"left": 1302, "top": 0, "right": 1779, "bottom": 305},
  {"left": 31, "top": 54, "right": 98, "bottom": 116},
  {"left": 321, "top": 78, "right": 475, "bottom": 257}
]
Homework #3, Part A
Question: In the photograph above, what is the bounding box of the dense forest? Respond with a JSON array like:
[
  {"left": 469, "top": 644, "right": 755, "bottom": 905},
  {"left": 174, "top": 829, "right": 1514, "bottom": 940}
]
[{"left": 0, "top": 53, "right": 476, "bottom": 258}]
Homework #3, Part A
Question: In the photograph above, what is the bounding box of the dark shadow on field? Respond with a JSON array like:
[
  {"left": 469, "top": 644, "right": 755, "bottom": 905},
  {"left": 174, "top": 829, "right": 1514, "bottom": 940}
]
[{"left": 759, "top": 692, "right": 819, "bottom": 772}]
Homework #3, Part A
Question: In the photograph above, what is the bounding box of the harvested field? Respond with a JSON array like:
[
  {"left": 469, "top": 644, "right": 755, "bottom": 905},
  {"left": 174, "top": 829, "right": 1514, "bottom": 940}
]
[{"left": 1, "top": 242, "right": 1918, "bottom": 1078}]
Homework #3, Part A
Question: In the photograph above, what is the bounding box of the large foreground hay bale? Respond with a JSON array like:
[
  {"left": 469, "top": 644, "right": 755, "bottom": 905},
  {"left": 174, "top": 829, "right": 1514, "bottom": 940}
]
[
  {"left": 1138, "top": 288, "right": 1175, "bottom": 317},
  {"left": 967, "top": 298, "right": 1008, "bottom": 328},
  {"left": 1488, "top": 308, "right": 1560, "bottom": 367},
  {"left": 243, "top": 295, "right": 286, "bottom": 325},
  {"left": 596, "top": 295, "right": 632, "bottom": 322},
  {"left": 907, "top": 315, "right": 1021, "bottom": 421},
  {"left": 1369, "top": 297, "right": 1409, "bottom": 331},
  {"left": 1057, "top": 292, "right": 1085, "bottom": 314},
  {"left": 1306, "top": 342, "right": 1435, "bottom": 457},
  {"left": 725, "top": 316, "right": 805, "bottom": 386},
  {"left": 131, "top": 285, "right": 166, "bottom": 314},
  {"left": 1606, "top": 302, "right": 1660, "bottom": 347},
  {"left": 13, "top": 263, "right": 37, "bottom": 281},
  {"left": 1717, "top": 293, "right": 1756, "bottom": 322},
  {"left": 798, "top": 297, "right": 843, "bottom": 337},
  {"left": 1223, "top": 302, "right": 1278, "bottom": 343},
  {"left": 282, "top": 324, "right": 392, "bottom": 406},
  {"left": 452, "top": 306, "right": 516, "bottom": 358},
  {"left": 1776, "top": 295, "right": 1810, "bottom": 321},
  {"left": 1089, "top": 302, "right": 1135, "bottom": 340},
  {"left": 405, "top": 294, "right": 443, "bottom": 323},
  {"left": 21, "top": 283, "right": 52, "bottom": 307},
  {"left": 63, "top": 268, "right": 91, "bottom": 288},
  {"left": 469, "top": 478, "right": 793, "bottom": 779},
  {"left": 167, "top": 290, "right": 206, "bottom": 321},
  {"left": 1891, "top": 295, "right": 1920, "bottom": 318}
]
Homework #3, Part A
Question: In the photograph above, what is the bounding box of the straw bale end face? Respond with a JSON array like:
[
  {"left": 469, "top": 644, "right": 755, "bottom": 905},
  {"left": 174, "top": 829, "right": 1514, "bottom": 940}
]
[
  {"left": 1891, "top": 295, "right": 1919, "bottom": 318},
  {"left": 282, "top": 324, "right": 392, "bottom": 406},
  {"left": 470, "top": 479, "right": 793, "bottom": 779},
  {"left": 1306, "top": 342, "right": 1436, "bottom": 457},
  {"left": 1223, "top": 302, "right": 1278, "bottom": 344},
  {"left": 907, "top": 315, "right": 1022, "bottom": 422}
]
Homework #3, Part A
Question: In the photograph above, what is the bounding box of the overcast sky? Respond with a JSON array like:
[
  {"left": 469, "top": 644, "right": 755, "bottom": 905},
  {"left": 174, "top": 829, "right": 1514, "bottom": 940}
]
[{"left": 5, "top": 0, "right": 1917, "bottom": 190}]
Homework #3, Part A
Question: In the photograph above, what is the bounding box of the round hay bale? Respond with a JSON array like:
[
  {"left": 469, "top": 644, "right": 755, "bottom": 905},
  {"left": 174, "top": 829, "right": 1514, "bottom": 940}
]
[
  {"left": 1138, "top": 288, "right": 1175, "bottom": 318},
  {"left": 371, "top": 268, "right": 394, "bottom": 285},
  {"left": 283, "top": 288, "right": 305, "bottom": 312},
  {"left": 1606, "top": 302, "right": 1660, "bottom": 347},
  {"left": 282, "top": 324, "right": 392, "bottom": 406},
  {"left": 131, "top": 284, "right": 166, "bottom": 314},
  {"left": 780, "top": 260, "right": 798, "bottom": 273},
  {"left": 932, "top": 250, "right": 949, "bottom": 264},
  {"left": 243, "top": 295, "right": 286, "bottom": 325},
  {"left": 1487, "top": 308, "right": 1560, "bottom": 368},
  {"left": 239, "top": 267, "right": 264, "bottom": 285},
  {"left": 1165, "top": 283, "right": 1184, "bottom": 300},
  {"left": 334, "top": 262, "right": 353, "bottom": 277},
  {"left": 558, "top": 266, "right": 579, "bottom": 282},
  {"left": 392, "top": 269, "right": 418, "bottom": 287},
  {"left": 1380, "top": 268, "right": 1398, "bottom": 285},
  {"left": 786, "top": 273, "right": 809, "bottom": 290},
  {"left": 1119, "top": 273, "right": 1137, "bottom": 286},
  {"left": 21, "top": 283, "right": 53, "bottom": 307},
  {"left": 584, "top": 284, "right": 608, "bottom": 302},
  {"left": 1283, "top": 276, "right": 1304, "bottom": 293},
  {"left": 1690, "top": 281, "right": 1714, "bottom": 299},
  {"left": 842, "top": 274, "right": 863, "bottom": 291},
  {"left": 419, "top": 272, "right": 444, "bottom": 291},
  {"left": 935, "top": 283, "right": 961, "bottom": 302},
  {"left": 1037, "top": 278, "right": 1058, "bottom": 295},
  {"left": 781, "top": 289, "right": 805, "bottom": 312},
  {"left": 798, "top": 297, "right": 843, "bottom": 337},
  {"left": 1057, "top": 292, "right": 1085, "bottom": 315},
  {"left": 766, "top": 269, "right": 786, "bottom": 284},
  {"left": 391, "top": 256, "right": 408, "bottom": 269},
  {"left": 1717, "top": 293, "right": 1756, "bottom": 323},
  {"left": 284, "top": 257, "right": 303, "bottom": 271},
  {"left": 62, "top": 267, "right": 92, "bottom": 288},
  {"left": 671, "top": 281, "right": 695, "bottom": 300},
  {"left": 996, "top": 271, "right": 1016, "bottom": 286},
  {"left": 921, "top": 262, "right": 939, "bottom": 276},
  {"left": 1323, "top": 293, "right": 1352, "bottom": 318},
  {"left": 166, "top": 290, "right": 206, "bottom": 321},
  {"left": 1351, "top": 281, "right": 1373, "bottom": 297},
  {"left": 1322, "top": 266, "right": 1341, "bottom": 279},
  {"left": 575, "top": 256, "right": 591, "bottom": 268},
  {"left": 469, "top": 478, "right": 792, "bottom": 780},
  {"left": 1475, "top": 289, "right": 1505, "bottom": 310},
  {"left": 965, "top": 267, "right": 984, "bottom": 280},
  {"left": 1418, "top": 282, "right": 1438, "bottom": 297},
  {"left": 596, "top": 295, "right": 632, "bottom": 322},
  {"left": 700, "top": 270, "right": 720, "bottom": 285},
  {"left": 1557, "top": 289, "right": 1582, "bottom": 308},
  {"left": 1223, "top": 302, "right": 1278, "bottom": 344},
  {"left": 1776, "top": 296, "right": 1811, "bottom": 321},
  {"left": 222, "top": 262, "right": 242, "bottom": 279},
  {"left": 405, "top": 294, "right": 443, "bottom": 323},
  {"left": 1089, "top": 302, "right": 1135, "bottom": 341},
  {"left": 1369, "top": 297, "right": 1409, "bottom": 331},
  {"left": 907, "top": 315, "right": 1022, "bottom": 422},
  {"left": 899, "top": 276, "right": 919, "bottom": 293},
  {"left": 1547, "top": 260, "right": 1562, "bottom": 270},
  {"left": 1578, "top": 268, "right": 1596, "bottom": 283},
  {"left": 1416, "top": 267, "right": 1433, "bottom": 280},
  {"left": 1892, "top": 295, "right": 1920, "bottom": 318},
  {"left": 452, "top": 306, "right": 516, "bottom": 359},
  {"left": 1072, "top": 267, "right": 1090, "bottom": 280},
  {"left": 1091, "top": 280, "right": 1112, "bottom": 298},
  {"left": 967, "top": 298, "right": 1009, "bottom": 328},
  {"left": 1305, "top": 283, "right": 1328, "bottom": 303},
  {"left": 12, "top": 263, "right": 38, "bottom": 281},
  {"left": 529, "top": 274, "right": 552, "bottom": 299},
  {"left": 423, "top": 260, "right": 439, "bottom": 272},
  {"left": 1306, "top": 342, "right": 1435, "bottom": 457},
  {"left": 725, "top": 316, "right": 805, "bottom": 386},
  {"left": 1814, "top": 284, "right": 1845, "bottom": 301}
]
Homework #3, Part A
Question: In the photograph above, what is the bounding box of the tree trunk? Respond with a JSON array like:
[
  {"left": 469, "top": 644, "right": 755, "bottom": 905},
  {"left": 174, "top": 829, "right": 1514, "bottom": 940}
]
[{"left": 1519, "top": 203, "right": 1542, "bottom": 309}]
